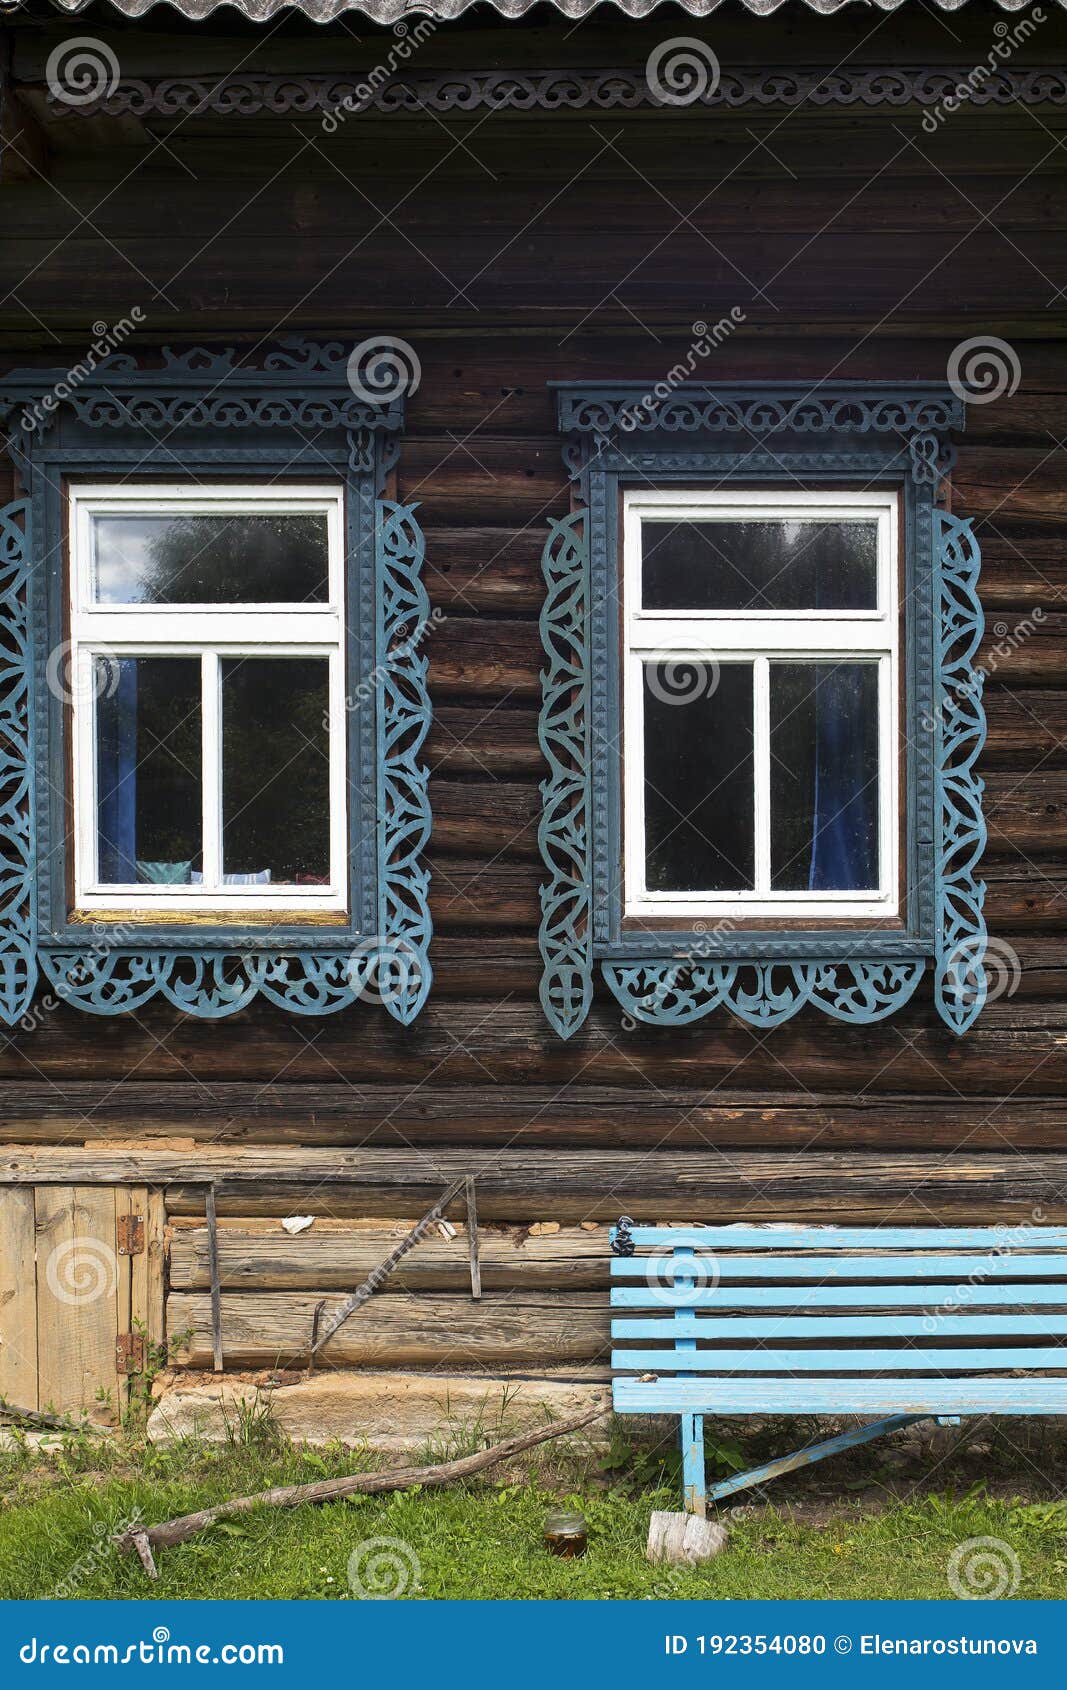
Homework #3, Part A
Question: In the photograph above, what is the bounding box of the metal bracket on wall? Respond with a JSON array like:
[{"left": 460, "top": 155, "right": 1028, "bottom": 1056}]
[
  {"left": 116, "top": 1213, "right": 145, "bottom": 1256},
  {"left": 115, "top": 1332, "right": 146, "bottom": 1375}
]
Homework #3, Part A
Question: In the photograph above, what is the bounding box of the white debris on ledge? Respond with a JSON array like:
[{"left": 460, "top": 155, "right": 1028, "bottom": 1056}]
[{"left": 281, "top": 1215, "right": 315, "bottom": 1235}]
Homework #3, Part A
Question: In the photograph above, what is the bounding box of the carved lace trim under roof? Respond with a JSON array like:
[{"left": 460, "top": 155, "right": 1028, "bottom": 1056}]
[{"left": 37, "top": 0, "right": 1067, "bottom": 25}]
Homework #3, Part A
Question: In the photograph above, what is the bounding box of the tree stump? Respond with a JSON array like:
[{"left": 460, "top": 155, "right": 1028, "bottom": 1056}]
[{"left": 646, "top": 1510, "right": 729, "bottom": 1565}]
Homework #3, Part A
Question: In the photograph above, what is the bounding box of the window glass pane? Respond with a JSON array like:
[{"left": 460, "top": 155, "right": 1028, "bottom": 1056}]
[
  {"left": 221, "top": 658, "right": 331, "bottom": 886},
  {"left": 642, "top": 661, "right": 754, "bottom": 893},
  {"left": 769, "top": 662, "right": 880, "bottom": 892},
  {"left": 641, "top": 518, "right": 878, "bottom": 612},
  {"left": 91, "top": 512, "right": 330, "bottom": 605},
  {"left": 95, "top": 656, "right": 202, "bottom": 885}
]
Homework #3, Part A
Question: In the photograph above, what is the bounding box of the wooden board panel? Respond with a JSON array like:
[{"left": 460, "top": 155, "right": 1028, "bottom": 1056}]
[
  {"left": 33, "top": 1187, "right": 121, "bottom": 1423},
  {"left": 169, "top": 1221, "right": 609, "bottom": 1291},
  {"left": 0, "top": 1188, "right": 37, "bottom": 1409},
  {"left": 167, "top": 1290, "right": 609, "bottom": 1368}
]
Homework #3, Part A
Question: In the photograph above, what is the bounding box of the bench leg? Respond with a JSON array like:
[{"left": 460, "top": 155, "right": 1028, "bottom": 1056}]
[
  {"left": 680, "top": 1413, "right": 706, "bottom": 1517},
  {"left": 706, "top": 1412, "right": 931, "bottom": 1506}
]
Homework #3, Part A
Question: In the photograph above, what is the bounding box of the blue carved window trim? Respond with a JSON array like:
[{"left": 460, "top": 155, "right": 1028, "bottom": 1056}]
[
  {"left": 0, "top": 341, "right": 432, "bottom": 1023},
  {"left": 539, "top": 383, "right": 987, "bottom": 1037}
]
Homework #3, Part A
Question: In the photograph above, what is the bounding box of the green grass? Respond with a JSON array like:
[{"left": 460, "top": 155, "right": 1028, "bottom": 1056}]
[{"left": 1, "top": 1424, "right": 1065, "bottom": 1601}]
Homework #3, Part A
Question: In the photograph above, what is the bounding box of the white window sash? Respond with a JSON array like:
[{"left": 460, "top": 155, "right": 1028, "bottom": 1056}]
[
  {"left": 622, "top": 488, "right": 900, "bottom": 923},
  {"left": 68, "top": 484, "right": 348, "bottom": 916}
]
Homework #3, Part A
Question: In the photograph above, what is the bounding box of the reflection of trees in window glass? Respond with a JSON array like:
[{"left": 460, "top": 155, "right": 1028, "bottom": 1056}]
[
  {"left": 642, "top": 520, "right": 878, "bottom": 612},
  {"left": 93, "top": 514, "right": 330, "bottom": 605}
]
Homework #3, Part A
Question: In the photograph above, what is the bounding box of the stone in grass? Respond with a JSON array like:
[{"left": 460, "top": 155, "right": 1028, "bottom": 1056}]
[{"left": 646, "top": 1511, "right": 729, "bottom": 1565}]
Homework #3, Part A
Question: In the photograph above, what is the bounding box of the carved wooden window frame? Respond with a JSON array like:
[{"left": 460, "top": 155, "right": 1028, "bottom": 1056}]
[
  {"left": 0, "top": 341, "right": 432, "bottom": 1024},
  {"left": 538, "top": 383, "right": 987, "bottom": 1038}
]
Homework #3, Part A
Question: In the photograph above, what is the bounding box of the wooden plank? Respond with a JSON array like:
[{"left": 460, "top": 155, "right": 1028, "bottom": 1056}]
[
  {"left": 205, "top": 1185, "right": 223, "bottom": 1373},
  {"left": 115, "top": 1186, "right": 141, "bottom": 1411},
  {"left": 612, "top": 1347, "right": 1067, "bottom": 1372},
  {"left": 33, "top": 1186, "right": 121, "bottom": 1423},
  {"left": 612, "top": 1314, "right": 1067, "bottom": 1338},
  {"left": 5, "top": 1082, "right": 1067, "bottom": 1150},
  {"left": 613, "top": 1377, "right": 1067, "bottom": 1414},
  {"left": 5, "top": 1148, "right": 1067, "bottom": 1223},
  {"left": 167, "top": 1290, "right": 609, "bottom": 1368},
  {"left": 170, "top": 1222, "right": 618, "bottom": 1291},
  {"left": 466, "top": 1177, "right": 482, "bottom": 1301},
  {"left": 610, "top": 1282, "right": 1067, "bottom": 1308},
  {"left": 614, "top": 1225, "right": 1067, "bottom": 1250},
  {"left": 0, "top": 1188, "right": 37, "bottom": 1409},
  {"left": 143, "top": 1189, "right": 166, "bottom": 1359}
]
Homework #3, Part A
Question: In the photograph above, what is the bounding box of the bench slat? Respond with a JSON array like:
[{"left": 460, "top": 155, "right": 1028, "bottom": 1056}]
[
  {"left": 612, "top": 1377, "right": 1067, "bottom": 1415},
  {"left": 611, "top": 1346, "right": 1067, "bottom": 1373},
  {"left": 611, "top": 1283, "right": 1067, "bottom": 1309},
  {"left": 611, "top": 1255, "right": 1067, "bottom": 1282},
  {"left": 611, "top": 1314, "right": 1067, "bottom": 1339},
  {"left": 613, "top": 1227, "right": 1067, "bottom": 1251}
]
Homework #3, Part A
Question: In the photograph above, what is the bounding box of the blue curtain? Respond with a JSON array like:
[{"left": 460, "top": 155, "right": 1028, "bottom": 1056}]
[
  {"left": 807, "top": 666, "right": 877, "bottom": 892},
  {"left": 97, "top": 659, "right": 137, "bottom": 883}
]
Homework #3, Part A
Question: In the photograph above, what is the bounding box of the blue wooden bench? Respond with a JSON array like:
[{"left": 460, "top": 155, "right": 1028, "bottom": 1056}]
[{"left": 610, "top": 1218, "right": 1067, "bottom": 1515}]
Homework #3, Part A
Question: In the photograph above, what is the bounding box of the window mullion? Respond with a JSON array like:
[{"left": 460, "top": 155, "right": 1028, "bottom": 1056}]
[
  {"left": 754, "top": 655, "right": 771, "bottom": 896},
  {"left": 201, "top": 651, "right": 222, "bottom": 889}
]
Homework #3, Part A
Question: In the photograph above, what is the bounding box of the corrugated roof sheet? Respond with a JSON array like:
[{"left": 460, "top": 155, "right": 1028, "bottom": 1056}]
[{"left": 43, "top": 0, "right": 1067, "bottom": 23}]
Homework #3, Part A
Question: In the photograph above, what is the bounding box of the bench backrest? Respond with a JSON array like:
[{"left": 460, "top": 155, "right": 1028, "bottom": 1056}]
[{"left": 610, "top": 1224, "right": 1067, "bottom": 1412}]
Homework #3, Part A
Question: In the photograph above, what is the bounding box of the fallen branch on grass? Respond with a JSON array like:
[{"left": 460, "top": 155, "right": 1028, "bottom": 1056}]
[
  {"left": 0, "top": 1400, "right": 95, "bottom": 1435},
  {"left": 114, "top": 1403, "right": 608, "bottom": 1577}
]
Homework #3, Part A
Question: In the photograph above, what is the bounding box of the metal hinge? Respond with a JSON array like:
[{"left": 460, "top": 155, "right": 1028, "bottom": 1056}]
[
  {"left": 116, "top": 1332, "right": 146, "bottom": 1374},
  {"left": 116, "top": 1214, "right": 144, "bottom": 1256}
]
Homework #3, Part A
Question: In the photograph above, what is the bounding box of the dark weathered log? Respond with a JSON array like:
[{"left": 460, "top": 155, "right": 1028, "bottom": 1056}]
[
  {"left": 428, "top": 616, "right": 542, "bottom": 698},
  {"left": 4, "top": 1080, "right": 1067, "bottom": 1151},
  {"left": 4, "top": 1144, "right": 1062, "bottom": 1221},
  {"left": 114, "top": 1402, "right": 609, "bottom": 1569},
  {"left": 168, "top": 1290, "right": 609, "bottom": 1368}
]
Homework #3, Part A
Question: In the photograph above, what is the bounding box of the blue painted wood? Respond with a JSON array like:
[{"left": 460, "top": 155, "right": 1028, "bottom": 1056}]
[
  {"left": 612, "top": 1257, "right": 1067, "bottom": 1287},
  {"left": 612, "top": 1226, "right": 1067, "bottom": 1250},
  {"left": 609, "top": 1283, "right": 1067, "bottom": 1308},
  {"left": 612, "top": 1264, "right": 1067, "bottom": 1297},
  {"left": 681, "top": 1411, "right": 706, "bottom": 1517},
  {"left": 705, "top": 1415, "right": 930, "bottom": 1504},
  {"left": 540, "top": 384, "right": 985, "bottom": 1036},
  {"left": 611, "top": 1348, "right": 1067, "bottom": 1373},
  {"left": 613, "top": 1314, "right": 1067, "bottom": 1339},
  {"left": 609, "top": 1221, "right": 1067, "bottom": 1510},
  {"left": 613, "top": 1378, "right": 1067, "bottom": 1414},
  {"left": 0, "top": 345, "right": 433, "bottom": 1024},
  {"left": 374, "top": 500, "right": 433, "bottom": 1026},
  {"left": 933, "top": 509, "right": 988, "bottom": 1034},
  {"left": 0, "top": 498, "right": 37, "bottom": 1026}
]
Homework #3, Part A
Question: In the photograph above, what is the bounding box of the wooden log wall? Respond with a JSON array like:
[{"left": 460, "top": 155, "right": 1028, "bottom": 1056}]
[{"left": 2, "top": 7, "right": 1067, "bottom": 1391}]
